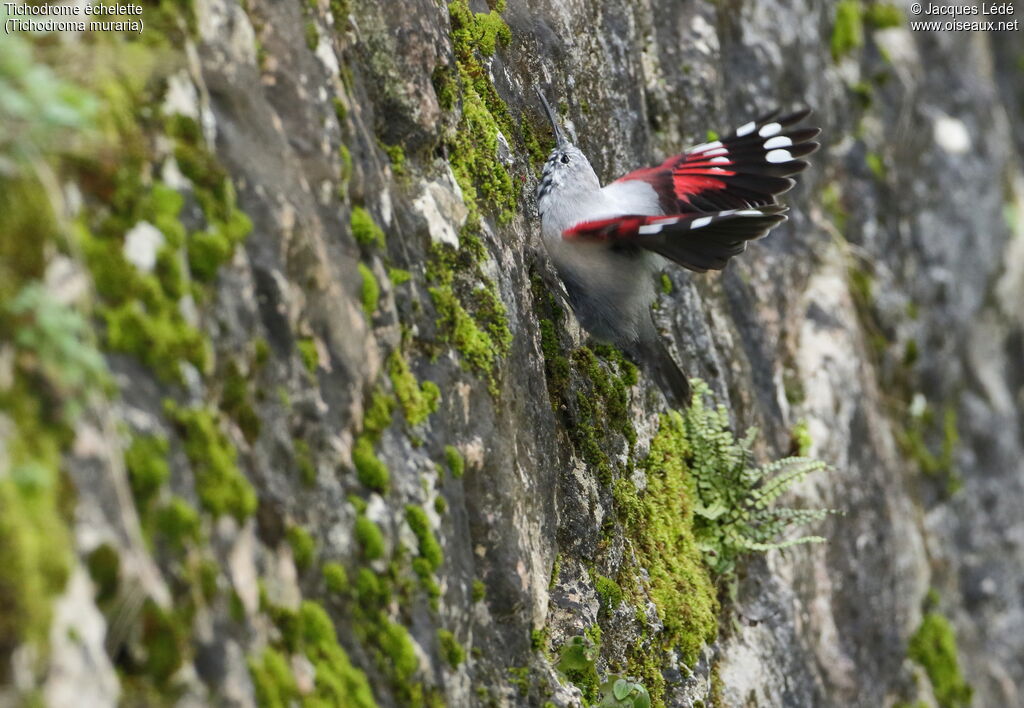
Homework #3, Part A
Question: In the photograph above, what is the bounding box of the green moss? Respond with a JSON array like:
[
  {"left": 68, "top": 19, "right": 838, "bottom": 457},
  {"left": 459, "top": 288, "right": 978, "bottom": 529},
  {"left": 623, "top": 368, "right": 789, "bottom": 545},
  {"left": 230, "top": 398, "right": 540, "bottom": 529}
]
[
  {"left": 851, "top": 80, "right": 873, "bottom": 109},
  {"left": 252, "top": 336, "right": 270, "bottom": 366},
  {"left": 626, "top": 411, "right": 718, "bottom": 673},
  {"left": 377, "top": 618, "right": 419, "bottom": 684},
  {"left": 72, "top": 147, "right": 250, "bottom": 382},
  {"left": 380, "top": 142, "right": 406, "bottom": 176},
  {"left": 388, "top": 351, "right": 441, "bottom": 426},
  {"left": 297, "top": 337, "right": 319, "bottom": 375},
  {"left": 388, "top": 267, "right": 412, "bottom": 285},
  {"left": 297, "top": 601, "right": 378, "bottom": 707},
  {"left": 507, "top": 666, "right": 531, "bottom": 696},
  {"left": 531, "top": 275, "right": 572, "bottom": 405},
  {"left": 0, "top": 472, "right": 72, "bottom": 663},
  {"left": 433, "top": 495, "right": 447, "bottom": 515},
  {"left": 348, "top": 494, "right": 369, "bottom": 515},
  {"left": 355, "top": 516, "right": 386, "bottom": 560},
  {"left": 221, "top": 360, "right": 261, "bottom": 443},
  {"left": 412, "top": 557, "right": 442, "bottom": 607},
  {"left": 832, "top": 0, "right": 864, "bottom": 60},
  {"left": 444, "top": 0, "right": 518, "bottom": 223},
  {"left": 323, "top": 562, "right": 349, "bottom": 594},
  {"left": 444, "top": 445, "right": 465, "bottom": 478},
  {"left": 352, "top": 436, "right": 390, "bottom": 492},
  {"left": 438, "top": 629, "right": 465, "bottom": 668},
  {"left": 305, "top": 21, "right": 319, "bottom": 50},
  {"left": 660, "top": 273, "right": 673, "bottom": 295},
  {"left": 864, "top": 2, "right": 903, "bottom": 28},
  {"left": 405, "top": 505, "right": 443, "bottom": 571},
  {"left": 472, "top": 579, "right": 486, "bottom": 602},
  {"left": 333, "top": 96, "right": 347, "bottom": 122},
  {"left": 154, "top": 496, "right": 201, "bottom": 550},
  {"left": 294, "top": 439, "right": 317, "bottom": 486},
  {"left": 908, "top": 611, "right": 972, "bottom": 708},
  {"left": 425, "top": 232, "right": 511, "bottom": 394},
  {"left": 139, "top": 599, "right": 187, "bottom": 685},
  {"left": 363, "top": 390, "right": 396, "bottom": 440},
  {"left": 354, "top": 568, "right": 388, "bottom": 611},
  {"left": 791, "top": 420, "right": 813, "bottom": 456},
  {"left": 898, "top": 404, "right": 960, "bottom": 494},
  {"left": 557, "top": 634, "right": 601, "bottom": 702},
  {"left": 359, "top": 262, "right": 380, "bottom": 319},
  {"left": 99, "top": 297, "right": 210, "bottom": 384},
  {"left": 351, "top": 206, "right": 386, "bottom": 249},
  {"left": 248, "top": 647, "right": 298, "bottom": 707},
  {"left": 287, "top": 526, "right": 316, "bottom": 571},
  {"left": 338, "top": 144, "right": 354, "bottom": 194},
  {"left": 86, "top": 544, "right": 121, "bottom": 605},
  {"left": 594, "top": 575, "right": 623, "bottom": 613},
  {"left": 431, "top": 65, "right": 458, "bottom": 111},
  {"left": 866, "top": 152, "right": 887, "bottom": 181},
  {"left": 125, "top": 434, "right": 171, "bottom": 511},
  {"left": 165, "top": 402, "right": 257, "bottom": 520},
  {"left": 429, "top": 282, "right": 508, "bottom": 392}
]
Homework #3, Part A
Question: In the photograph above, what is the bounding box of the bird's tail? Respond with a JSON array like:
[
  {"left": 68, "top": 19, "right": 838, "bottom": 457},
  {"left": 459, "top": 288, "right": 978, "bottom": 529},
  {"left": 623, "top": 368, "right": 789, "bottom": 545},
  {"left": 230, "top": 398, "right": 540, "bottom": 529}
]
[{"left": 627, "top": 329, "right": 691, "bottom": 408}]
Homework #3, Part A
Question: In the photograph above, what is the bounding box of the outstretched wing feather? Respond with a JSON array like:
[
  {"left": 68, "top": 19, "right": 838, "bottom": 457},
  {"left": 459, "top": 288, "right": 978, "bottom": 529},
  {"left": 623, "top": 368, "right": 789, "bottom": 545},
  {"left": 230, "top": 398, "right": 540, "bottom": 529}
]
[
  {"left": 613, "top": 110, "right": 820, "bottom": 213},
  {"left": 563, "top": 207, "right": 788, "bottom": 272}
]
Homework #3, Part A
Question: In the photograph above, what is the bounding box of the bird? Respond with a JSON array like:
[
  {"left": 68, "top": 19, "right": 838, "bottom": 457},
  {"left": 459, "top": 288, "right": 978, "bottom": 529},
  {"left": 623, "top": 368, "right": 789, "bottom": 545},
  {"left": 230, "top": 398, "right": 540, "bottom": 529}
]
[{"left": 534, "top": 90, "right": 820, "bottom": 405}]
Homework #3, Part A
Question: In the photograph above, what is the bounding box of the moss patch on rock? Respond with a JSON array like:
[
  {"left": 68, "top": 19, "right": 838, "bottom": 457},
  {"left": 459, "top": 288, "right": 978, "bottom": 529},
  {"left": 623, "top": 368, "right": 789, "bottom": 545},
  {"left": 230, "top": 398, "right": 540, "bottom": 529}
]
[
  {"left": 832, "top": 0, "right": 864, "bottom": 60},
  {"left": 359, "top": 262, "right": 380, "bottom": 319},
  {"left": 624, "top": 411, "right": 718, "bottom": 686},
  {"left": 165, "top": 401, "right": 257, "bottom": 521},
  {"left": 387, "top": 351, "right": 440, "bottom": 426},
  {"left": 908, "top": 596, "right": 973, "bottom": 708},
  {"left": 351, "top": 206, "right": 386, "bottom": 249}
]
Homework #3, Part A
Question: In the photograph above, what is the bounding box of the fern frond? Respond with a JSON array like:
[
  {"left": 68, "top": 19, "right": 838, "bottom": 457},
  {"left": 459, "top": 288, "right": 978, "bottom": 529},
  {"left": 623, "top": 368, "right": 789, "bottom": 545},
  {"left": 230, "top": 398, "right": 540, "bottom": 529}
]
[{"left": 680, "top": 378, "right": 836, "bottom": 577}]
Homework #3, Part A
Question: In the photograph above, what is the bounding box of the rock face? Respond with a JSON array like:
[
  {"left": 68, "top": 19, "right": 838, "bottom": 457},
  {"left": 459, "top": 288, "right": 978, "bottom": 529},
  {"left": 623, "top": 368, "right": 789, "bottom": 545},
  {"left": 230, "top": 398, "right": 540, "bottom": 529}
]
[{"left": 1, "top": 0, "right": 1022, "bottom": 706}]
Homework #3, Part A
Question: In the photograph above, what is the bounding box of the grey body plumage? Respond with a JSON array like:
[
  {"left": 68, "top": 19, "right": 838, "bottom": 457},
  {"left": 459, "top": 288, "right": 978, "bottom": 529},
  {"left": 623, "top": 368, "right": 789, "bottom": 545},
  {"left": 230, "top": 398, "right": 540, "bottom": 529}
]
[{"left": 534, "top": 92, "right": 686, "bottom": 400}]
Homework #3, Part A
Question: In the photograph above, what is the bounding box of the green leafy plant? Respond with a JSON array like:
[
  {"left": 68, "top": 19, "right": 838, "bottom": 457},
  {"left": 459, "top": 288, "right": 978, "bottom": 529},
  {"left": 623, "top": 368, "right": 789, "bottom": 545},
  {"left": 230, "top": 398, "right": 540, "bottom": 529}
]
[
  {"left": 557, "top": 634, "right": 600, "bottom": 701},
  {"left": 8, "top": 283, "right": 110, "bottom": 425},
  {"left": 683, "top": 379, "right": 834, "bottom": 576},
  {"left": 599, "top": 677, "right": 651, "bottom": 708}
]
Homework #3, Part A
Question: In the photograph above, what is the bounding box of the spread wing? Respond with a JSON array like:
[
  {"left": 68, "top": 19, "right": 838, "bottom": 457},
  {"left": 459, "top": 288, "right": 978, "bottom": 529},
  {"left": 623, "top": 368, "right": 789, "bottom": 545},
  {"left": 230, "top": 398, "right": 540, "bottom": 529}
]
[
  {"left": 563, "top": 206, "right": 788, "bottom": 272},
  {"left": 614, "top": 109, "right": 820, "bottom": 213}
]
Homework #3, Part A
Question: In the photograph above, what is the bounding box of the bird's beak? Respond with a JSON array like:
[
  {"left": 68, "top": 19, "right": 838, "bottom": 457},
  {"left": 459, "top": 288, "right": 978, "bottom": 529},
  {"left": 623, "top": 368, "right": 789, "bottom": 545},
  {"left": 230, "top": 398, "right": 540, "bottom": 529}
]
[{"left": 536, "top": 88, "right": 568, "bottom": 148}]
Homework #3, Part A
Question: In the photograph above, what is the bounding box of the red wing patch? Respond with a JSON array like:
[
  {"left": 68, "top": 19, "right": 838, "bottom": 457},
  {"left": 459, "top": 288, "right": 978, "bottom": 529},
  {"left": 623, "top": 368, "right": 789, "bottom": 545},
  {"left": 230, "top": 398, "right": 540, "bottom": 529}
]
[
  {"left": 563, "top": 207, "right": 788, "bottom": 272},
  {"left": 614, "top": 110, "right": 820, "bottom": 213}
]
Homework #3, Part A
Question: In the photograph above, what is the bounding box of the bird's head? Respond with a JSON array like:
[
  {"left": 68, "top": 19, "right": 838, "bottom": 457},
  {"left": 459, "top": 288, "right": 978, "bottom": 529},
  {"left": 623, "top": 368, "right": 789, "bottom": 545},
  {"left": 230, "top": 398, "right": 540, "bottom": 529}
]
[{"left": 536, "top": 89, "right": 600, "bottom": 208}]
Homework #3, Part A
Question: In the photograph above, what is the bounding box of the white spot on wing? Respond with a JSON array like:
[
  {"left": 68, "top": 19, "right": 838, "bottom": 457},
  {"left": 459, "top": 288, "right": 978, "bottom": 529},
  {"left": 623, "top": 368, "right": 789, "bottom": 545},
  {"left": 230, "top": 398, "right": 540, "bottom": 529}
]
[
  {"left": 736, "top": 121, "right": 756, "bottom": 137},
  {"left": 764, "top": 136, "right": 793, "bottom": 149},
  {"left": 638, "top": 224, "right": 663, "bottom": 235},
  {"left": 735, "top": 209, "right": 765, "bottom": 216},
  {"left": 710, "top": 156, "right": 730, "bottom": 163},
  {"left": 690, "top": 216, "right": 713, "bottom": 229},
  {"left": 766, "top": 149, "right": 794, "bottom": 164},
  {"left": 758, "top": 122, "right": 782, "bottom": 137},
  {"left": 691, "top": 140, "right": 723, "bottom": 153},
  {"left": 702, "top": 148, "right": 728, "bottom": 157}
]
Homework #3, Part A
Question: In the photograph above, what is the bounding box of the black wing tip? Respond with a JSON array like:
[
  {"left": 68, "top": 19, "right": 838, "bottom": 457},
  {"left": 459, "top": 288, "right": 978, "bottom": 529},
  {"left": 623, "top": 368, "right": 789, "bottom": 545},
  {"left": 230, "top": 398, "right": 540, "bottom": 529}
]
[{"left": 782, "top": 107, "right": 813, "bottom": 124}]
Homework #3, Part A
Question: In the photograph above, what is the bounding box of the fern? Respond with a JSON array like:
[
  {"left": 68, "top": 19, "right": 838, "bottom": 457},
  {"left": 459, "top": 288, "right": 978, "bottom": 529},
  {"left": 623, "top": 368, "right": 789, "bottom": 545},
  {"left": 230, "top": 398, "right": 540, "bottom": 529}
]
[{"left": 682, "top": 379, "right": 834, "bottom": 576}]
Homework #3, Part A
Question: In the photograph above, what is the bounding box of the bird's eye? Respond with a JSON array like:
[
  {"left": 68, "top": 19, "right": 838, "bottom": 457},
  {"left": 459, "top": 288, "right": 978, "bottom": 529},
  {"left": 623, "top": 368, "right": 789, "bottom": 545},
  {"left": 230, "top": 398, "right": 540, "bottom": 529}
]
[{"left": 560, "top": 154, "right": 570, "bottom": 164}]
